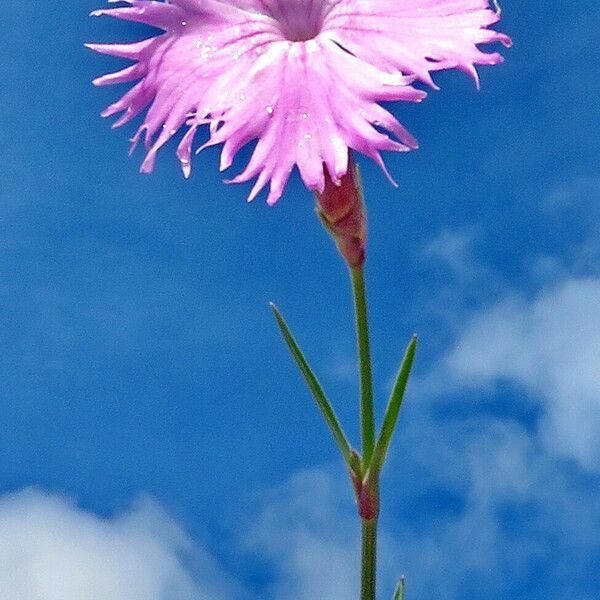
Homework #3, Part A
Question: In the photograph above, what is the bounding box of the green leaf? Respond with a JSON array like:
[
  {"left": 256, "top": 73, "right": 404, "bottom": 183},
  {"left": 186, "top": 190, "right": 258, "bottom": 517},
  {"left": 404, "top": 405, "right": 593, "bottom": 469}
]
[
  {"left": 367, "top": 336, "right": 417, "bottom": 476},
  {"left": 270, "top": 303, "right": 354, "bottom": 469},
  {"left": 349, "top": 449, "right": 363, "bottom": 481},
  {"left": 392, "top": 577, "right": 406, "bottom": 600}
]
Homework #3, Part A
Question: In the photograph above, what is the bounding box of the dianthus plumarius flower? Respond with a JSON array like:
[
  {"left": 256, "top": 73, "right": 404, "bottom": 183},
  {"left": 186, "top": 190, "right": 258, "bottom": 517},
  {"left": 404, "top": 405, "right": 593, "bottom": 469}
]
[{"left": 88, "top": 0, "right": 511, "bottom": 205}]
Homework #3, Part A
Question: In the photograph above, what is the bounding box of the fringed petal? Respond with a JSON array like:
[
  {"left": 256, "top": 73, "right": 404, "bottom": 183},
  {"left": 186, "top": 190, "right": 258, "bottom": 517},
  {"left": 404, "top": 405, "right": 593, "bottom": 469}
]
[{"left": 326, "top": 0, "right": 511, "bottom": 87}]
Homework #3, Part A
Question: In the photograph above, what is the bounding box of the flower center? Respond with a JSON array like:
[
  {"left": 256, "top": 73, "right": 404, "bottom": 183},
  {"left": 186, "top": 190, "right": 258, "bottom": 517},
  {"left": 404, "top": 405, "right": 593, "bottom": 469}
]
[{"left": 264, "top": 0, "right": 332, "bottom": 42}]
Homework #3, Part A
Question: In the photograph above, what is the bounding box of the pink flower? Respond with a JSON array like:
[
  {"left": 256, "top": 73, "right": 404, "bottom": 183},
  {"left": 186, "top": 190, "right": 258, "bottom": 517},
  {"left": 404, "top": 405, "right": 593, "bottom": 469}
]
[{"left": 88, "top": 0, "right": 510, "bottom": 205}]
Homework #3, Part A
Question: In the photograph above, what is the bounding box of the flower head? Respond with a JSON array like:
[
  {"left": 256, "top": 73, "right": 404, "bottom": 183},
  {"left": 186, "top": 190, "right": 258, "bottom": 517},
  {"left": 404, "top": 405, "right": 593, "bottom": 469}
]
[{"left": 88, "top": 0, "right": 510, "bottom": 205}]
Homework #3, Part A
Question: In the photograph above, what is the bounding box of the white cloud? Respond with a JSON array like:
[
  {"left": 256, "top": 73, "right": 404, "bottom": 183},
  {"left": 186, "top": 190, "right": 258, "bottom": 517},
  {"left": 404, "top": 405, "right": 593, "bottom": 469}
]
[
  {"left": 420, "top": 227, "right": 483, "bottom": 282},
  {"left": 385, "top": 415, "right": 600, "bottom": 599},
  {"left": 415, "top": 227, "right": 509, "bottom": 344},
  {"left": 245, "top": 469, "right": 361, "bottom": 600},
  {"left": 0, "top": 477, "right": 365, "bottom": 600},
  {"left": 240, "top": 436, "right": 600, "bottom": 600},
  {"left": 407, "top": 220, "right": 600, "bottom": 597},
  {"left": 0, "top": 489, "right": 242, "bottom": 600},
  {"left": 1, "top": 453, "right": 598, "bottom": 600},
  {"left": 543, "top": 176, "right": 600, "bottom": 214},
  {"left": 444, "top": 277, "right": 600, "bottom": 469}
]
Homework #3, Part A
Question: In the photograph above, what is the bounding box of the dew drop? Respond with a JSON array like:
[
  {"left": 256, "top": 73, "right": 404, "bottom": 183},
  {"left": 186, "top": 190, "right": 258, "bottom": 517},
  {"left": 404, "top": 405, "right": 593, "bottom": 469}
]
[{"left": 265, "top": 105, "right": 274, "bottom": 116}]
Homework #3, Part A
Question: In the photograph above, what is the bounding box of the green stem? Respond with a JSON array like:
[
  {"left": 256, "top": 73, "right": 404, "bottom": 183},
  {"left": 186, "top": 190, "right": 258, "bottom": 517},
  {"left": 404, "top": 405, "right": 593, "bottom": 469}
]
[
  {"left": 351, "top": 266, "right": 376, "bottom": 468},
  {"left": 352, "top": 265, "right": 378, "bottom": 599},
  {"left": 361, "top": 518, "right": 378, "bottom": 600}
]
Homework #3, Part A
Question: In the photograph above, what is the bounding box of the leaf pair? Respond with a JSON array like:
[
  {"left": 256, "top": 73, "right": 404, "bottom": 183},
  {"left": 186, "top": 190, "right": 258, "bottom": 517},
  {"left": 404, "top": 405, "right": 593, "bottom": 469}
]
[{"left": 270, "top": 304, "right": 416, "bottom": 480}]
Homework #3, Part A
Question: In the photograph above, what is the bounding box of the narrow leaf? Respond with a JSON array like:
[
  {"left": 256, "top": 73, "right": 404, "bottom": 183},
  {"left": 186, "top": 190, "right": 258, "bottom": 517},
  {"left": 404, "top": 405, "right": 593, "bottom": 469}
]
[
  {"left": 270, "top": 303, "right": 354, "bottom": 468},
  {"left": 349, "top": 449, "right": 363, "bottom": 481},
  {"left": 392, "top": 577, "right": 406, "bottom": 600},
  {"left": 368, "top": 336, "right": 417, "bottom": 476}
]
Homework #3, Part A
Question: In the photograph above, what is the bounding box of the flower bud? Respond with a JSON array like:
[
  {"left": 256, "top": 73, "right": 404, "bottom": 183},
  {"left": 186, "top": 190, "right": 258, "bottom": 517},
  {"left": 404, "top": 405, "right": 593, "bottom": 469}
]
[{"left": 315, "top": 156, "right": 367, "bottom": 269}]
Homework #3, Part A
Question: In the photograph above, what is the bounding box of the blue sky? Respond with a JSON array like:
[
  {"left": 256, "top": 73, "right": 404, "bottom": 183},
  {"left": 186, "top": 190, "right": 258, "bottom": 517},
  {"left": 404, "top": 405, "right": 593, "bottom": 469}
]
[{"left": 1, "top": 2, "right": 599, "bottom": 599}]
